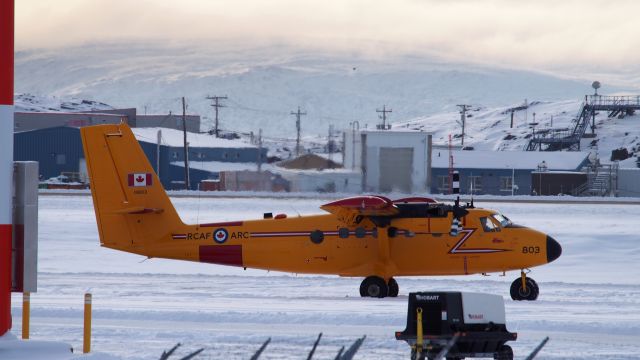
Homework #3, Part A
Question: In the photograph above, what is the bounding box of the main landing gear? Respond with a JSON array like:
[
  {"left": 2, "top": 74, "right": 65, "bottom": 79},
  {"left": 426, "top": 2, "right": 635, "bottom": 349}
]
[
  {"left": 360, "top": 276, "right": 399, "bottom": 298},
  {"left": 510, "top": 270, "right": 539, "bottom": 301}
]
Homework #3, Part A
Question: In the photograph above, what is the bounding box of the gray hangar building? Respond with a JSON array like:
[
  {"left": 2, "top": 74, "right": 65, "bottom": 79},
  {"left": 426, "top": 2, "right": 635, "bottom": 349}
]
[{"left": 14, "top": 126, "right": 266, "bottom": 190}]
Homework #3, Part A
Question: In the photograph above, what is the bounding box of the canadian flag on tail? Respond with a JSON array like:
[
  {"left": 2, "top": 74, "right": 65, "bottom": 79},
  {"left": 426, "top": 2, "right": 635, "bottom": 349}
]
[{"left": 128, "top": 173, "right": 153, "bottom": 187}]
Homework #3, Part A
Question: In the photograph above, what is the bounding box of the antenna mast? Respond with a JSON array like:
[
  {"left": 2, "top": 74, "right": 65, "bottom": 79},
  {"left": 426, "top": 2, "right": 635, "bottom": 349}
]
[{"left": 448, "top": 134, "right": 454, "bottom": 194}]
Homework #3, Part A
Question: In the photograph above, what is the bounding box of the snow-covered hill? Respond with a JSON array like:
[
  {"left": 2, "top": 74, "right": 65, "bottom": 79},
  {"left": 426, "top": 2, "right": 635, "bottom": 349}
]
[
  {"left": 394, "top": 99, "right": 640, "bottom": 166},
  {"left": 14, "top": 93, "right": 113, "bottom": 113},
  {"left": 15, "top": 42, "right": 617, "bottom": 136}
]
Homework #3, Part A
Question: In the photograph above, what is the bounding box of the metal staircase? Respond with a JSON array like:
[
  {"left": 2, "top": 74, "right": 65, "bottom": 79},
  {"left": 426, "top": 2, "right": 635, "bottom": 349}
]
[
  {"left": 573, "top": 163, "right": 618, "bottom": 197},
  {"left": 526, "top": 95, "right": 640, "bottom": 151}
]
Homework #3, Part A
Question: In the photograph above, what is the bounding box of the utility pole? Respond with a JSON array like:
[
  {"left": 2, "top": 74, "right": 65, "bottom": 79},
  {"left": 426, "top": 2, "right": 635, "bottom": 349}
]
[
  {"left": 257, "top": 128, "right": 263, "bottom": 173},
  {"left": 291, "top": 106, "right": 307, "bottom": 156},
  {"left": 156, "top": 129, "right": 161, "bottom": 178},
  {"left": 448, "top": 134, "right": 454, "bottom": 194},
  {"left": 376, "top": 105, "right": 392, "bottom": 130},
  {"left": 182, "top": 97, "right": 190, "bottom": 190},
  {"left": 351, "top": 121, "right": 360, "bottom": 170},
  {"left": 327, "top": 124, "right": 334, "bottom": 163},
  {"left": 206, "top": 95, "right": 228, "bottom": 138},
  {"left": 456, "top": 104, "right": 471, "bottom": 146},
  {"left": 510, "top": 110, "right": 514, "bottom": 128}
]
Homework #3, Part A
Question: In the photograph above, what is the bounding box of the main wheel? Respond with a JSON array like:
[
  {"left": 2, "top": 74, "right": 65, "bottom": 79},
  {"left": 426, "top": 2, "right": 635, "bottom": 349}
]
[
  {"left": 388, "top": 278, "right": 399, "bottom": 297},
  {"left": 494, "top": 345, "right": 513, "bottom": 360},
  {"left": 510, "top": 277, "right": 539, "bottom": 301},
  {"left": 359, "top": 276, "right": 389, "bottom": 298}
]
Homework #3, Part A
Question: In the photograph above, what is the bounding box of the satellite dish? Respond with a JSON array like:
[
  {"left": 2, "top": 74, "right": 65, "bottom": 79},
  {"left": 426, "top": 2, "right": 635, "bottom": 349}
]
[{"left": 592, "top": 81, "right": 601, "bottom": 95}]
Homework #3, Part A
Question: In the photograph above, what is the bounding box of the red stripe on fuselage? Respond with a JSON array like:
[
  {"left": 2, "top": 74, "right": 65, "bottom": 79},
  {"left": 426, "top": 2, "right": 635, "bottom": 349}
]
[{"left": 199, "top": 245, "right": 243, "bottom": 267}]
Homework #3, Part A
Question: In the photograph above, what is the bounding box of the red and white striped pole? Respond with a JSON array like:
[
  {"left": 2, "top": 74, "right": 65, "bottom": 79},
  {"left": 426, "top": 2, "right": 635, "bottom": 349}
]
[{"left": 0, "top": 0, "right": 15, "bottom": 336}]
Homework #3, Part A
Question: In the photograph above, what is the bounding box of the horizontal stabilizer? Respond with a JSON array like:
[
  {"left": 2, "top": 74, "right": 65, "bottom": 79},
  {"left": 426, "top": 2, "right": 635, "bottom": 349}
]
[{"left": 111, "top": 207, "right": 165, "bottom": 215}]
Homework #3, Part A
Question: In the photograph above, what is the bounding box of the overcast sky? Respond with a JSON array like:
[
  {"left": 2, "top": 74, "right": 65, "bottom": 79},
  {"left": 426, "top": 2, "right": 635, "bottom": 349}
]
[{"left": 15, "top": 0, "right": 640, "bottom": 76}]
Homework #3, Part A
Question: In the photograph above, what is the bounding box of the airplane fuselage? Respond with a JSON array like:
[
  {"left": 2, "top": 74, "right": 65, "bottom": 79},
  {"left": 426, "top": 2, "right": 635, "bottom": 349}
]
[{"left": 131, "top": 208, "right": 555, "bottom": 280}]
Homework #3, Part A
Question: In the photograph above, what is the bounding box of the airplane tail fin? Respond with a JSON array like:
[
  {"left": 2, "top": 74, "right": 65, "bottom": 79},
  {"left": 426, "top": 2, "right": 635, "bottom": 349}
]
[{"left": 80, "top": 123, "right": 184, "bottom": 255}]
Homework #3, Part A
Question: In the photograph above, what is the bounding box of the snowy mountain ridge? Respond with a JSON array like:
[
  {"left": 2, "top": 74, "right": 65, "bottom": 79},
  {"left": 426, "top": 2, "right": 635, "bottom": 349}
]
[{"left": 16, "top": 42, "right": 628, "bottom": 137}]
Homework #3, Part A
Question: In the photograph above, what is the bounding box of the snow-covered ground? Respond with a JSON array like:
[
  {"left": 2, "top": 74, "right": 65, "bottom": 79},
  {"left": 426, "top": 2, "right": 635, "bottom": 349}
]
[{"left": 5, "top": 194, "right": 640, "bottom": 359}]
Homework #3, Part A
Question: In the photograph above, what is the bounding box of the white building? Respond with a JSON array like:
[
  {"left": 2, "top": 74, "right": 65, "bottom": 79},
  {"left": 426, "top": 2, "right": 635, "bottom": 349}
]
[{"left": 344, "top": 130, "right": 433, "bottom": 193}]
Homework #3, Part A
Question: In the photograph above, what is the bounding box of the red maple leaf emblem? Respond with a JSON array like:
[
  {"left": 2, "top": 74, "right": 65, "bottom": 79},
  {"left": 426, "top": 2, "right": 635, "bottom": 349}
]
[{"left": 136, "top": 175, "right": 144, "bottom": 183}]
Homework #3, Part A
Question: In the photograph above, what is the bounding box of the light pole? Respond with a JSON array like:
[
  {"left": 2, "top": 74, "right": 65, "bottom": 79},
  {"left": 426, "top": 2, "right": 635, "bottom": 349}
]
[{"left": 351, "top": 121, "right": 359, "bottom": 170}]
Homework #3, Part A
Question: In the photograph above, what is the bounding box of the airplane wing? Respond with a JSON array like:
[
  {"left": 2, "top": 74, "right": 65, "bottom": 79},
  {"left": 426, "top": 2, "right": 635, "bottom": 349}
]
[
  {"left": 392, "top": 197, "right": 438, "bottom": 204},
  {"left": 320, "top": 196, "right": 399, "bottom": 224}
]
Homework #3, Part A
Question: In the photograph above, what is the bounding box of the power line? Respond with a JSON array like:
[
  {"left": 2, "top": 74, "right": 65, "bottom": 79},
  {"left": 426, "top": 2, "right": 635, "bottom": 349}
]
[
  {"left": 225, "top": 99, "right": 353, "bottom": 122},
  {"left": 206, "top": 95, "right": 228, "bottom": 138}
]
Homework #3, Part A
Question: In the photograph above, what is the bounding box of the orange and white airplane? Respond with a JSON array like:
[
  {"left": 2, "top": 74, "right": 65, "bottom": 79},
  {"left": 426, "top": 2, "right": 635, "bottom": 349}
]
[{"left": 81, "top": 123, "right": 562, "bottom": 300}]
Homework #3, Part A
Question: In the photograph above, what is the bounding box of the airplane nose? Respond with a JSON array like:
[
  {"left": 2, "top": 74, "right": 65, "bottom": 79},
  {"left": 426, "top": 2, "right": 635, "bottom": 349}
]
[{"left": 546, "top": 236, "right": 562, "bottom": 263}]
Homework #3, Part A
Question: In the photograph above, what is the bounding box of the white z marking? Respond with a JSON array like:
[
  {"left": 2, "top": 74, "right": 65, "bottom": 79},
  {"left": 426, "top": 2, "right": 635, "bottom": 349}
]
[{"left": 448, "top": 229, "right": 509, "bottom": 254}]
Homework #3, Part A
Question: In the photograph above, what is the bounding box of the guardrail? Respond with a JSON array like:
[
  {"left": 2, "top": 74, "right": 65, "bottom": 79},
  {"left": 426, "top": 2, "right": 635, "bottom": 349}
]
[{"left": 586, "top": 95, "right": 640, "bottom": 107}]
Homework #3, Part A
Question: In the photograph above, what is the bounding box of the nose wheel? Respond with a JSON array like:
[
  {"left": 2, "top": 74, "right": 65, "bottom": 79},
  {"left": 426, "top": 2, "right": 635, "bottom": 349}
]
[
  {"left": 510, "top": 270, "right": 539, "bottom": 301},
  {"left": 360, "top": 276, "right": 399, "bottom": 298}
]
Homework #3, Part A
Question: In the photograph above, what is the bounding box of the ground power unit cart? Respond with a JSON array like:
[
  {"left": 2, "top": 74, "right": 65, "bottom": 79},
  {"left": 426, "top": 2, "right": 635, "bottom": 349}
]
[{"left": 396, "top": 292, "right": 517, "bottom": 360}]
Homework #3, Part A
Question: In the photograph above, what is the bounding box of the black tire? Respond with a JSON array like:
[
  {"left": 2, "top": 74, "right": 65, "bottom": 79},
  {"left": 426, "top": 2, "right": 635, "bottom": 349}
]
[
  {"left": 359, "top": 276, "right": 389, "bottom": 298},
  {"left": 531, "top": 278, "right": 540, "bottom": 294},
  {"left": 510, "top": 277, "right": 539, "bottom": 301},
  {"left": 494, "top": 345, "right": 513, "bottom": 360},
  {"left": 388, "top": 278, "right": 399, "bottom": 297}
]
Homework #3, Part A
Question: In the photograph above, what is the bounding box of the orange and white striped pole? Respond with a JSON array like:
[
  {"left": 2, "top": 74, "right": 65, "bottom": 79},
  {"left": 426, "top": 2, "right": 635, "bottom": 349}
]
[
  {"left": 0, "top": 0, "right": 15, "bottom": 337},
  {"left": 83, "top": 293, "right": 92, "bottom": 353}
]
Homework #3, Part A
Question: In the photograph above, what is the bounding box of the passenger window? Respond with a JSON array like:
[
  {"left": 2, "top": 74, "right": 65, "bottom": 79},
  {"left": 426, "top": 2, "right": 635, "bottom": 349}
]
[
  {"left": 338, "top": 228, "right": 349, "bottom": 239},
  {"left": 355, "top": 227, "right": 366, "bottom": 238}
]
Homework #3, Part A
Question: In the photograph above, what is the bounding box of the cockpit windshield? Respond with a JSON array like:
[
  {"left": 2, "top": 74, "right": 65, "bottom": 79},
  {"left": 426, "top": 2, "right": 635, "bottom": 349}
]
[{"left": 491, "top": 214, "right": 512, "bottom": 227}]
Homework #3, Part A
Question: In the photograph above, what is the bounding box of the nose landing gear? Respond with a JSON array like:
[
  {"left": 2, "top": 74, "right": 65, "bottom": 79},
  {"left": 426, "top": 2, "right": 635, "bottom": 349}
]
[{"left": 510, "top": 270, "right": 539, "bottom": 301}]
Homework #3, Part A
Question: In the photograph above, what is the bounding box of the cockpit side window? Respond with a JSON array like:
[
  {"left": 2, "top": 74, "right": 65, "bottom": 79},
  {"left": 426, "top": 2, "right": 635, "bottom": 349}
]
[{"left": 480, "top": 217, "right": 498, "bottom": 232}]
